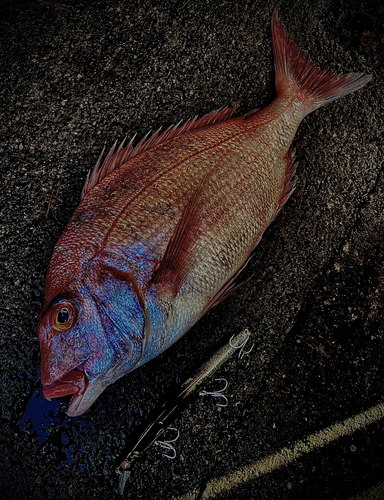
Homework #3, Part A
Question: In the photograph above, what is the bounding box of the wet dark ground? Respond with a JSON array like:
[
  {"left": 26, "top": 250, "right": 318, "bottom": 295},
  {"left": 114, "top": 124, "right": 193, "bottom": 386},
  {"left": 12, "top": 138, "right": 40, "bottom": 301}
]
[{"left": 1, "top": 0, "right": 383, "bottom": 499}]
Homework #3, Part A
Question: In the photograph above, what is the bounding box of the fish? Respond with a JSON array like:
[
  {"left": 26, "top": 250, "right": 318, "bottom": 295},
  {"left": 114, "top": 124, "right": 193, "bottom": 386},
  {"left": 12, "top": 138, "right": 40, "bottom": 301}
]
[{"left": 38, "top": 10, "right": 371, "bottom": 417}]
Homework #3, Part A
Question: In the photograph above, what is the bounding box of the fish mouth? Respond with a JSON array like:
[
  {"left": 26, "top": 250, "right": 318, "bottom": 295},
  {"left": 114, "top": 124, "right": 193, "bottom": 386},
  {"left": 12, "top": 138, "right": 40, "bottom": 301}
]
[
  {"left": 43, "top": 368, "right": 87, "bottom": 400},
  {"left": 42, "top": 367, "right": 106, "bottom": 417},
  {"left": 43, "top": 367, "right": 89, "bottom": 416}
]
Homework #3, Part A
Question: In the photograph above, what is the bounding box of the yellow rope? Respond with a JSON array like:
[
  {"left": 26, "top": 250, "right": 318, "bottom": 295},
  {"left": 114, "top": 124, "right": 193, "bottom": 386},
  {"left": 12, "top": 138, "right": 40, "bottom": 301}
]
[{"left": 175, "top": 401, "right": 384, "bottom": 499}]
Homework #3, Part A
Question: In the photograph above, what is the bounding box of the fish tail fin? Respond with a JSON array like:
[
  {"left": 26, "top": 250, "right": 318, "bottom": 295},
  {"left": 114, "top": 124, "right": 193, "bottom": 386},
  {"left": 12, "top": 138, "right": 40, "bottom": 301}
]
[{"left": 271, "top": 9, "right": 372, "bottom": 114}]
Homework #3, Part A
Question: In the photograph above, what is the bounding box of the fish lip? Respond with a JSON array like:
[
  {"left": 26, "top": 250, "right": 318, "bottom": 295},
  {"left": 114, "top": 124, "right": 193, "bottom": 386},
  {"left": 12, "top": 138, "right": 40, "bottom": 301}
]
[{"left": 42, "top": 367, "right": 88, "bottom": 401}]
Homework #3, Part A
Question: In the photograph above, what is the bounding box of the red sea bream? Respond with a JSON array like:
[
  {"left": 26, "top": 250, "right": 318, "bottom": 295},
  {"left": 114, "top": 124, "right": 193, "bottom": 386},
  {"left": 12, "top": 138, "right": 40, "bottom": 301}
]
[{"left": 38, "top": 11, "right": 371, "bottom": 416}]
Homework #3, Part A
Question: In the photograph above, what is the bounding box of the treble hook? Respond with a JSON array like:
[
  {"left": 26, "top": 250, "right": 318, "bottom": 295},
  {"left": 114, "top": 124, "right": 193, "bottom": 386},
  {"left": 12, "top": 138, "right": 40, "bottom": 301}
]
[
  {"left": 229, "top": 328, "right": 254, "bottom": 359},
  {"left": 199, "top": 378, "right": 229, "bottom": 407},
  {"left": 155, "top": 427, "right": 180, "bottom": 460}
]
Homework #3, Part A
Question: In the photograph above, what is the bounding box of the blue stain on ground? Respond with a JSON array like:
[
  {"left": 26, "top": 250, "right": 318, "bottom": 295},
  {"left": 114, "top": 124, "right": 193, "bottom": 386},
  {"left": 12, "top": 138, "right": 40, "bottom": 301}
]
[
  {"left": 18, "top": 386, "right": 63, "bottom": 443},
  {"left": 18, "top": 383, "right": 100, "bottom": 468}
]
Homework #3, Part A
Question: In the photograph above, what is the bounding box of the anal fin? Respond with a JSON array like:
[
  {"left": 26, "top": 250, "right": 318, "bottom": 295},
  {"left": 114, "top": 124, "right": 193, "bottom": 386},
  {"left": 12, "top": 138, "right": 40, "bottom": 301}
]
[
  {"left": 199, "top": 257, "right": 253, "bottom": 317},
  {"left": 277, "top": 148, "right": 297, "bottom": 214}
]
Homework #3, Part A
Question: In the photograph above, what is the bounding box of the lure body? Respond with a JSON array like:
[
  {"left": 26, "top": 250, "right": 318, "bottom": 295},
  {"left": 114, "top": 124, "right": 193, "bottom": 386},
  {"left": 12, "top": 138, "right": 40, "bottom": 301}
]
[{"left": 38, "top": 11, "right": 371, "bottom": 416}]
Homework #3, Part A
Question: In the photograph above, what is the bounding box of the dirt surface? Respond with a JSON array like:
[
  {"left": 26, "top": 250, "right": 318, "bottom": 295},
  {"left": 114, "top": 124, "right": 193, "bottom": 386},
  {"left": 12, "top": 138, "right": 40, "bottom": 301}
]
[{"left": 1, "top": 0, "right": 383, "bottom": 499}]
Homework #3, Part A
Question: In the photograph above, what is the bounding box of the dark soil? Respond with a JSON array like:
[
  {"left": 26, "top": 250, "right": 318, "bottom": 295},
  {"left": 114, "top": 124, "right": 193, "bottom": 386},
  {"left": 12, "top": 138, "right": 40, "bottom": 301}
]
[{"left": 1, "top": 1, "right": 383, "bottom": 499}]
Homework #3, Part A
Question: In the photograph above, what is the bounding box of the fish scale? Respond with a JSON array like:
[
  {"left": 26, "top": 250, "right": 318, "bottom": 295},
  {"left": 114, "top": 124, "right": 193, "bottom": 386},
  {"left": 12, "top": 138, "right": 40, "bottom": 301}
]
[
  {"left": 38, "top": 10, "right": 371, "bottom": 416},
  {"left": 155, "top": 124, "right": 286, "bottom": 287}
]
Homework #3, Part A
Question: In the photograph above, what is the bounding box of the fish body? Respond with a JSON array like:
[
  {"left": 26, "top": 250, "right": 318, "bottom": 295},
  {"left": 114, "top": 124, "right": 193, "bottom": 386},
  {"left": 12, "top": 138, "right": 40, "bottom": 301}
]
[{"left": 38, "top": 11, "right": 371, "bottom": 416}]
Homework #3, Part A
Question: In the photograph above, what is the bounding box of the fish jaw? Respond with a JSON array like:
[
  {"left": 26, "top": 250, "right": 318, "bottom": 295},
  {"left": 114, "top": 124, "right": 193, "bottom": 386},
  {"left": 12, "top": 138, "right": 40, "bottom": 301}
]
[
  {"left": 42, "top": 367, "right": 108, "bottom": 417},
  {"left": 66, "top": 377, "right": 107, "bottom": 417}
]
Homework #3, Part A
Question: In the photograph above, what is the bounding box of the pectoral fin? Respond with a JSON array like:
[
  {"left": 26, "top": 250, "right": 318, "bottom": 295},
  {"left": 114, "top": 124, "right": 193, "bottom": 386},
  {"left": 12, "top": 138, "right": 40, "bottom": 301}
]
[{"left": 151, "top": 174, "right": 209, "bottom": 295}]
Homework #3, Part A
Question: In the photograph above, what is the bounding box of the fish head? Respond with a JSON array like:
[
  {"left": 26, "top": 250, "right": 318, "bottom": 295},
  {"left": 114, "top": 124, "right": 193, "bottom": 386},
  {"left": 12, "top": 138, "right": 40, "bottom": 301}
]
[
  {"left": 38, "top": 291, "right": 101, "bottom": 417},
  {"left": 38, "top": 235, "right": 149, "bottom": 416}
]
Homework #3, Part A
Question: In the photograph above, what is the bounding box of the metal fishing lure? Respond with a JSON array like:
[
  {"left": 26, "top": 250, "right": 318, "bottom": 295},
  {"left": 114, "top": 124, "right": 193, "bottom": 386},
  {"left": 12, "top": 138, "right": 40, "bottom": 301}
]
[{"left": 115, "top": 328, "right": 252, "bottom": 494}]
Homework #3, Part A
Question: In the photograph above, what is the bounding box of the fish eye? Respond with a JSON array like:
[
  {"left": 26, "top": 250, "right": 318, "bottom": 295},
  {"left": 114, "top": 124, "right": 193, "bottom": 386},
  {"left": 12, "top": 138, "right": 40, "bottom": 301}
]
[
  {"left": 49, "top": 300, "right": 76, "bottom": 334},
  {"left": 57, "top": 307, "right": 70, "bottom": 324}
]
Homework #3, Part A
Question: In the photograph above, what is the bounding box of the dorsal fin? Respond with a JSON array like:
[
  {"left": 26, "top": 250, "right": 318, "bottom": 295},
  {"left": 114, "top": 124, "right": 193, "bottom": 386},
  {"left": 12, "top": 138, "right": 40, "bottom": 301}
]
[{"left": 81, "top": 104, "right": 240, "bottom": 200}]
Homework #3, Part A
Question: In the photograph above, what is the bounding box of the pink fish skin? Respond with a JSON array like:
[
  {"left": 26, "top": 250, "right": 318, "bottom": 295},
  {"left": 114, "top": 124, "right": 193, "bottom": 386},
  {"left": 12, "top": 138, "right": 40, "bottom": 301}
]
[{"left": 37, "top": 10, "right": 371, "bottom": 416}]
